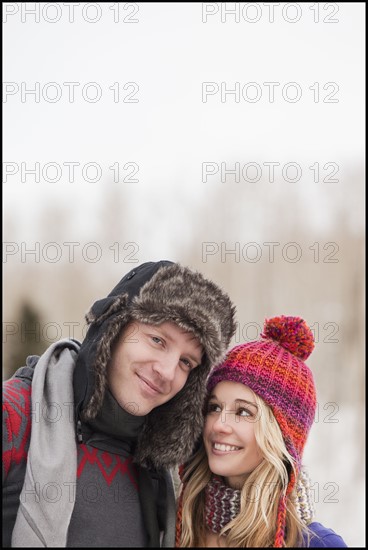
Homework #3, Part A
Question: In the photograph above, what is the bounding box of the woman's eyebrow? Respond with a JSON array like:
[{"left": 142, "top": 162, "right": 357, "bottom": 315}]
[
  {"left": 236, "top": 399, "right": 258, "bottom": 409},
  {"left": 208, "top": 395, "right": 258, "bottom": 409},
  {"left": 208, "top": 393, "right": 218, "bottom": 400}
]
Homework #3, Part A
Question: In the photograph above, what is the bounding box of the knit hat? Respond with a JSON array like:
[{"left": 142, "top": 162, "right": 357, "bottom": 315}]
[
  {"left": 73, "top": 260, "right": 236, "bottom": 468},
  {"left": 206, "top": 315, "right": 317, "bottom": 548}
]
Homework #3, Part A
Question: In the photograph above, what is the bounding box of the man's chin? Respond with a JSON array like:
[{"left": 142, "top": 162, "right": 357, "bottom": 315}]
[{"left": 121, "top": 401, "right": 143, "bottom": 415}]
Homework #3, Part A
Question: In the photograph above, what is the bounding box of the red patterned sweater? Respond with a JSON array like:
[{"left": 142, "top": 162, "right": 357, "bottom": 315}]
[{"left": 2, "top": 365, "right": 148, "bottom": 547}]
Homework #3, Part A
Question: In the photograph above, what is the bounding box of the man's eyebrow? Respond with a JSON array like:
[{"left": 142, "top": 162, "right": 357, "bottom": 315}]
[{"left": 187, "top": 353, "right": 202, "bottom": 366}]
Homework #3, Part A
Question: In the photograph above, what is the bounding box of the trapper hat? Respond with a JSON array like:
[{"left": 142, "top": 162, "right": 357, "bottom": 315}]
[{"left": 74, "top": 260, "right": 236, "bottom": 468}]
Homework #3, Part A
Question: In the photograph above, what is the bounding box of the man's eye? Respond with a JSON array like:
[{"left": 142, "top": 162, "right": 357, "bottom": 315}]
[
  {"left": 180, "top": 358, "right": 193, "bottom": 369},
  {"left": 152, "top": 336, "right": 163, "bottom": 345}
]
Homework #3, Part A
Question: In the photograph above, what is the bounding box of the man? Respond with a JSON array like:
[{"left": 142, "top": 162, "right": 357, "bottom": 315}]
[{"left": 3, "top": 260, "right": 236, "bottom": 547}]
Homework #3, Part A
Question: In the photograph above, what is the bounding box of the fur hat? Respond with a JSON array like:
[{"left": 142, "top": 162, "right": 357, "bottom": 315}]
[{"left": 73, "top": 261, "right": 236, "bottom": 469}]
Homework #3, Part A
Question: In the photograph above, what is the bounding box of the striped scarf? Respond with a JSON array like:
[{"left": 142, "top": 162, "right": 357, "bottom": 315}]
[{"left": 205, "top": 475, "right": 241, "bottom": 534}]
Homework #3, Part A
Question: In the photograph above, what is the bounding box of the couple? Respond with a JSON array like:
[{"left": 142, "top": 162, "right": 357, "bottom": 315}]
[{"left": 3, "top": 260, "right": 346, "bottom": 547}]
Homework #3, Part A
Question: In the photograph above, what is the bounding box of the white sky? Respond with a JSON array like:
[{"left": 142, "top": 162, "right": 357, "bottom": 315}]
[{"left": 3, "top": 2, "right": 365, "bottom": 248}]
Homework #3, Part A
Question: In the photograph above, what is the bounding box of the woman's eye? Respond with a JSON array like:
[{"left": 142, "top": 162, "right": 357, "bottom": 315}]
[
  {"left": 207, "top": 403, "right": 221, "bottom": 413},
  {"left": 152, "top": 336, "right": 163, "bottom": 345},
  {"left": 238, "top": 407, "right": 252, "bottom": 417}
]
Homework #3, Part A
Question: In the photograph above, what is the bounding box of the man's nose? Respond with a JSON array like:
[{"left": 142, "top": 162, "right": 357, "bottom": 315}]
[{"left": 152, "top": 353, "right": 178, "bottom": 382}]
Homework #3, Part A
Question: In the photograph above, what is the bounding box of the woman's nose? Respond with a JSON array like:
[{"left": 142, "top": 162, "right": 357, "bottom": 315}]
[{"left": 212, "top": 411, "right": 234, "bottom": 433}]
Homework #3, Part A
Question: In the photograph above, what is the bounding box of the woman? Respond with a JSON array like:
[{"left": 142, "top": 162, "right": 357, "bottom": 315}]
[{"left": 176, "top": 316, "right": 347, "bottom": 547}]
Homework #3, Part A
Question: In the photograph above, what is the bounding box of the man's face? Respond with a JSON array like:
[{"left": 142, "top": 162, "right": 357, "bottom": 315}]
[{"left": 107, "top": 321, "right": 203, "bottom": 416}]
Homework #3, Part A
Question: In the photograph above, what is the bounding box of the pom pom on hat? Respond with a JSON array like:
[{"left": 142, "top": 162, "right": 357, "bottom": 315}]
[{"left": 261, "top": 315, "right": 315, "bottom": 361}]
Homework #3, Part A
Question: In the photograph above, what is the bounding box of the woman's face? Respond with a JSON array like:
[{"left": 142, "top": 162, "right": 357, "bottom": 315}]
[{"left": 203, "top": 381, "right": 264, "bottom": 489}]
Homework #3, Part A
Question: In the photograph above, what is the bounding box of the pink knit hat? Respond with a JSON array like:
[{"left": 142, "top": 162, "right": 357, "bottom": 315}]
[{"left": 206, "top": 315, "right": 317, "bottom": 547}]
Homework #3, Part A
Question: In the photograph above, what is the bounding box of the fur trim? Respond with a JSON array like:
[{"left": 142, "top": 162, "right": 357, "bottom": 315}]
[
  {"left": 130, "top": 263, "right": 235, "bottom": 364},
  {"left": 82, "top": 311, "right": 131, "bottom": 421}
]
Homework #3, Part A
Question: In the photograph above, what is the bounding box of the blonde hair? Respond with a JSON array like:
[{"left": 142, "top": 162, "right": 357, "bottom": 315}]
[{"left": 179, "top": 391, "right": 311, "bottom": 547}]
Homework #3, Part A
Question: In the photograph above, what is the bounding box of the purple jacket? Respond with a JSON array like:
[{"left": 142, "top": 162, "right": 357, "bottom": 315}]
[{"left": 307, "top": 522, "right": 348, "bottom": 547}]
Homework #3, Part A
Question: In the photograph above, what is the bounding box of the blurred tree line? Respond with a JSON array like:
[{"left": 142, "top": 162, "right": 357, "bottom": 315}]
[{"left": 4, "top": 302, "right": 47, "bottom": 380}]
